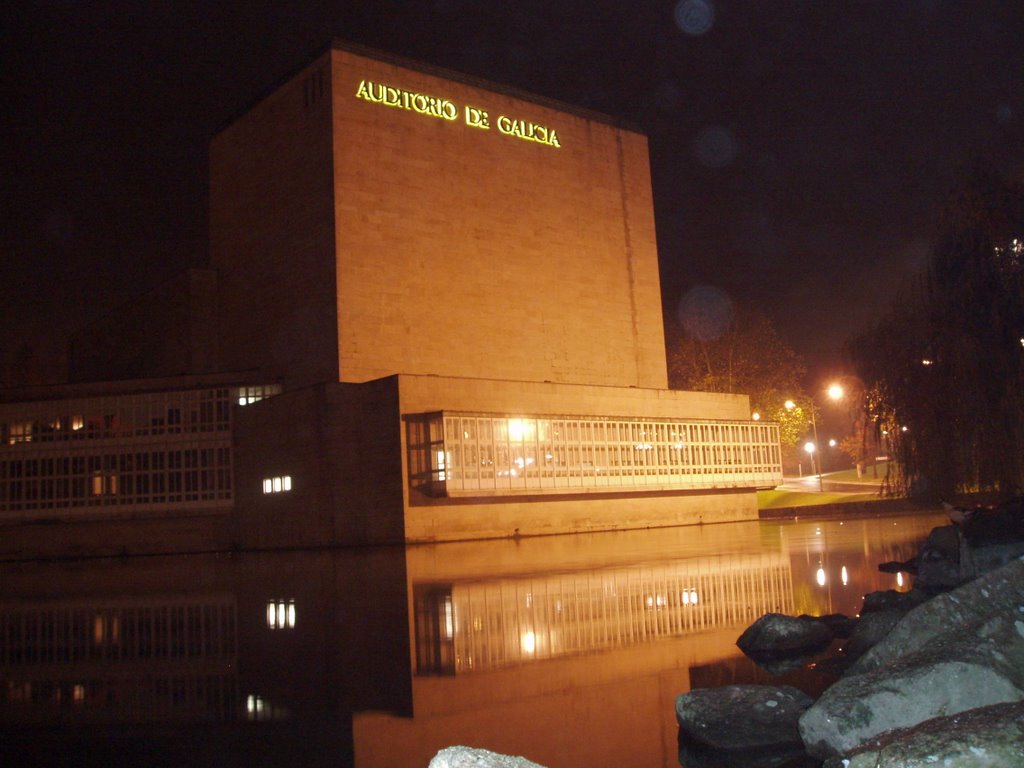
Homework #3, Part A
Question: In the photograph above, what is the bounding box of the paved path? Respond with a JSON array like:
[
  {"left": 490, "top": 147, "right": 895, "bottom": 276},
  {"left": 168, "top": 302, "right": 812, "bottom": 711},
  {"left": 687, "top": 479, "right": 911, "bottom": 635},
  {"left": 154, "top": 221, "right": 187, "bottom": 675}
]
[{"left": 779, "top": 475, "right": 884, "bottom": 494}]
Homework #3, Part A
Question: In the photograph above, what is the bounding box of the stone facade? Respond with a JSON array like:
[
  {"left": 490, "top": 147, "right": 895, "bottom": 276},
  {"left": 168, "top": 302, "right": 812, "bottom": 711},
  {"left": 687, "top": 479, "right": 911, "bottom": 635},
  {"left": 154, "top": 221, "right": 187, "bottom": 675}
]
[{"left": 211, "top": 44, "right": 667, "bottom": 390}]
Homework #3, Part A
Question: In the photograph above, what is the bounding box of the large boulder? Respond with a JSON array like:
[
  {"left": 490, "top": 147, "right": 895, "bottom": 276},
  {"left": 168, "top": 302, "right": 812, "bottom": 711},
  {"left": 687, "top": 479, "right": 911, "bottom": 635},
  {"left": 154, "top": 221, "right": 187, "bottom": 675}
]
[
  {"left": 914, "top": 524, "right": 962, "bottom": 591},
  {"left": 675, "top": 684, "right": 813, "bottom": 751},
  {"left": 842, "top": 609, "right": 903, "bottom": 662},
  {"left": 860, "top": 588, "right": 929, "bottom": 614},
  {"left": 428, "top": 747, "right": 546, "bottom": 768},
  {"left": 916, "top": 505, "right": 1024, "bottom": 591},
  {"left": 851, "top": 556, "right": 1024, "bottom": 675},
  {"left": 799, "top": 610, "right": 1024, "bottom": 758},
  {"left": 823, "top": 701, "right": 1024, "bottom": 767},
  {"left": 736, "top": 613, "right": 834, "bottom": 658}
]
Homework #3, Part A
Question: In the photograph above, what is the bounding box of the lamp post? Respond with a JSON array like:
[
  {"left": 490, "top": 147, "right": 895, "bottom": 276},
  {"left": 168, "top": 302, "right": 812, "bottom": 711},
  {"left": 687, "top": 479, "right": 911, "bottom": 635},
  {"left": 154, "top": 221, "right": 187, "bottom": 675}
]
[{"left": 787, "top": 383, "right": 844, "bottom": 493}]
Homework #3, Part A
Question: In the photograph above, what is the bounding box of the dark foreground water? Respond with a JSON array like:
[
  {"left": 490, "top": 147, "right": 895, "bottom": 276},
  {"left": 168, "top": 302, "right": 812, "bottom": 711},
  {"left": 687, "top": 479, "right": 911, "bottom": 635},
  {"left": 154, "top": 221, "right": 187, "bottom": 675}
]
[{"left": 0, "top": 511, "right": 945, "bottom": 767}]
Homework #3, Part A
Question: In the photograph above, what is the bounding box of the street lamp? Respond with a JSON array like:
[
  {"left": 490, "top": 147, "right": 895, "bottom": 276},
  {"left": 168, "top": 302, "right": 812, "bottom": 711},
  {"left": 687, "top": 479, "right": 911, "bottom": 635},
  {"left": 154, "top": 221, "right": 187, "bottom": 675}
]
[
  {"left": 804, "top": 441, "right": 818, "bottom": 483},
  {"left": 786, "top": 383, "right": 844, "bottom": 492}
]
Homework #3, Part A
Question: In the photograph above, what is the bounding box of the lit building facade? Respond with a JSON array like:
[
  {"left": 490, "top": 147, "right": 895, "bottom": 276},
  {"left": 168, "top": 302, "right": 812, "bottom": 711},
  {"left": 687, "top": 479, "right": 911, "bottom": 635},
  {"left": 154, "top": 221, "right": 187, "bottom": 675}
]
[{"left": 0, "top": 42, "right": 781, "bottom": 552}]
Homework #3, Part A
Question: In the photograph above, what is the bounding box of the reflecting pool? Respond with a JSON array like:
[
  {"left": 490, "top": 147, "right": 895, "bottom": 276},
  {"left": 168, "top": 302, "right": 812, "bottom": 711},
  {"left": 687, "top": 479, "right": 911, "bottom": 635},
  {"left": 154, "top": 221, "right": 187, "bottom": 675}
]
[{"left": 0, "top": 511, "right": 944, "bottom": 767}]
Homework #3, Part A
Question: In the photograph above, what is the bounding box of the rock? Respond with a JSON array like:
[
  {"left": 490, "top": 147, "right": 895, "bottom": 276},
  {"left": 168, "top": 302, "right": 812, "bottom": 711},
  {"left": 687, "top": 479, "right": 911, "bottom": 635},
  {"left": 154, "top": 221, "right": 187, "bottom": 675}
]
[
  {"left": 860, "top": 588, "right": 929, "bottom": 614},
  {"left": 823, "top": 701, "right": 1024, "bottom": 767},
  {"left": 963, "top": 497, "right": 1024, "bottom": 545},
  {"left": 801, "top": 612, "right": 856, "bottom": 638},
  {"left": 963, "top": 538, "right": 1024, "bottom": 581},
  {"left": 737, "top": 613, "right": 834, "bottom": 658},
  {"left": 851, "top": 556, "right": 1024, "bottom": 675},
  {"left": 675, "top": 684, "right": 813, "bottom": 751},
  {"left": 678, "top": 741, "right": 813, "bottom": 768},
  {"left": 914, "top": 524, "right": 963, "bottom": 591},
  {"left": 878, "top": 557, "right": 917, "bottom": 574},
  {"left": 916, "top": 510, "right": 1024, "bottom": 592},
  {"left": 842, "top": 609, "right": 903, "bottom": 662},
  {"left": 428, "top": 746, "right": 546, "bottom": 768},
  {"left": 799, "top": 610, "right": 1024, "bottom": 758}
]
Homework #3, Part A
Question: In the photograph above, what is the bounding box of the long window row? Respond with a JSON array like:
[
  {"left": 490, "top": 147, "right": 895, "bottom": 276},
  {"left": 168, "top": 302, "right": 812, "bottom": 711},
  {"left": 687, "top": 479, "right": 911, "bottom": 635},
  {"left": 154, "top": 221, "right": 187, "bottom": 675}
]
[
  {"left": 407, "top": 412, "right": 782, "bottom": 496},
  {"left": 0, "top": 384, "right": 280, "bottom": 447},
  {"left": 415, "top": 553, "right": 794, "bottom": 674},
  {"left": 0, "top": 446, "right": 232, "bottom": 515},
  {"left": 0, "top": 388, "right": 241, "bottom": 445},
  {"left": 0, "top": 385, "right": 281, "bottom": 518}
]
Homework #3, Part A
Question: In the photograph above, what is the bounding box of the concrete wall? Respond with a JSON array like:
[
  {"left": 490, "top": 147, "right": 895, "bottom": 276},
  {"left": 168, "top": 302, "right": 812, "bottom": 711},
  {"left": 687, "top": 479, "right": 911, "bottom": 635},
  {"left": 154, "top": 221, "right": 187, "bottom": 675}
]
[
  {"left": 232, "top": 379, "right": 406, "bottom": 548},
  {"left": 232, "top": 387, "right": 338, "bottom": 549},
  {"left": 331, "top": 46, "right": 667, "bottom": 389},
  {"left": 394, "top": 373, "right": 750, "bottom": 421},
  {"left": 209, "top": 55, "right": 339, "bottom": 390}
]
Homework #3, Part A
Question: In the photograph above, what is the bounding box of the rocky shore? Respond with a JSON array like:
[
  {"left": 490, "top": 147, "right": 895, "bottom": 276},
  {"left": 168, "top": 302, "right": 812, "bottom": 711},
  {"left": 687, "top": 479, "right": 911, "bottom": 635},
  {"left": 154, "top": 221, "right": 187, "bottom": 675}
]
[{"left": 676, "top": 503, "right": 1024, "bottom": 766}]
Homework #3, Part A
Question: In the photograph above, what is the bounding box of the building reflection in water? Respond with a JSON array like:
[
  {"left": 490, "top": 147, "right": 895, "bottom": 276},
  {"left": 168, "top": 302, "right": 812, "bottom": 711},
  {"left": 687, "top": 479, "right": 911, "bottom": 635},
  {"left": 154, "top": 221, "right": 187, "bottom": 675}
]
[
  {"left": 415, "top": 552, "right": 794, "bottom": 675},
  {"left": 0, "top": 513, "right": 944, "bottom": 767},
  {"left": 1, "top": 595, "right": 238, "bottom": 724}
]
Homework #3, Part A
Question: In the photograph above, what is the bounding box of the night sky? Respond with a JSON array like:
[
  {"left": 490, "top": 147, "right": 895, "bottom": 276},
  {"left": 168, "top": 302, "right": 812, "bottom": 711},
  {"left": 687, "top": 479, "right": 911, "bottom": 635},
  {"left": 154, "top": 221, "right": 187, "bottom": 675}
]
[{"left": 3, "top": 1, "right": 1023, "bottom": 384}]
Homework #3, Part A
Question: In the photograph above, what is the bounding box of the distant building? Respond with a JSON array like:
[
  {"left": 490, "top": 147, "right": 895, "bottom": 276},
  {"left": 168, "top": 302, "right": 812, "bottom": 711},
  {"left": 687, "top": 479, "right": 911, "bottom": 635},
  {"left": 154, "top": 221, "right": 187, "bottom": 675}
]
[{"left": 0, "top": 42, "right": 781, "bottom": 556}]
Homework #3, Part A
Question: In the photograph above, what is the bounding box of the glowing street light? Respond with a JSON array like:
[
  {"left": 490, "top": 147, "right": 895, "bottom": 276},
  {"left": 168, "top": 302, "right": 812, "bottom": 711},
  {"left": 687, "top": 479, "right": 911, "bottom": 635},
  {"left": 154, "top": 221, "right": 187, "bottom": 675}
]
[
  {"left": 786, "top": 382, "right": 844, "bottom": 492},
  {"left": 804, "top": 441, "right": 818, "bottom": 479}
]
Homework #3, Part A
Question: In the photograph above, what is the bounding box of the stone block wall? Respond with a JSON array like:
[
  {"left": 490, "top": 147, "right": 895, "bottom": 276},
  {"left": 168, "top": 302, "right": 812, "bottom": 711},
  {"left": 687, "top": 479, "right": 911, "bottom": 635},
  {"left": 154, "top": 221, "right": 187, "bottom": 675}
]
[
  {"left": 209, "top": 55, "right": 339, "bottom": 390},
  {"left": 331, "top": 45, "right": 667, "bottom": 389}
]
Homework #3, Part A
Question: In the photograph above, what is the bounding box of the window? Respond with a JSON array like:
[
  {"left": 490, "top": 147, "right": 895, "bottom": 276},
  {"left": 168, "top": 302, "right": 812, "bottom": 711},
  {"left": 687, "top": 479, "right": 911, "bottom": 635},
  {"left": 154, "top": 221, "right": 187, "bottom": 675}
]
[
  {"left": 8, "top": 422, "right": 33, "bottom": 444},
  {"left": 237, "top": 384, "right": 282, "bottom": 406},
  {"left": 265, "top": 599, "right": 296, "bottom": 630},
  {"left": 261, "top": 475, "right": 292, "bottom": 494}
]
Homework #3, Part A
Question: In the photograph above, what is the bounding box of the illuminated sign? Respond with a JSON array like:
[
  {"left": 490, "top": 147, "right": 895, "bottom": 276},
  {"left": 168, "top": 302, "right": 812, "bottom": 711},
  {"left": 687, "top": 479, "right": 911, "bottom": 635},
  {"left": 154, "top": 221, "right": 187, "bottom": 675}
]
[
  {"left": 355, "top": 79, "right": 561, "bottom": 149},
  {"left": 354, "top": 80, "right": 458, "bottom": 121}
]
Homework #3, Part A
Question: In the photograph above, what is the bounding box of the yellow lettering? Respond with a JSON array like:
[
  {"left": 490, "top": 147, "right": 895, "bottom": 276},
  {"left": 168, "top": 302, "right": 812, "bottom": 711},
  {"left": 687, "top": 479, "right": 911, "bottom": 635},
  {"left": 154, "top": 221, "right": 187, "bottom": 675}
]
[
  {"left": 357, "top": 81, "right": 557, "bottom": 143},
  {"left": 495, "top": 115, "right": 561, "bottom": 148},
  {"left": 464, "top": 106, "right": 490, "bottom": 129}
]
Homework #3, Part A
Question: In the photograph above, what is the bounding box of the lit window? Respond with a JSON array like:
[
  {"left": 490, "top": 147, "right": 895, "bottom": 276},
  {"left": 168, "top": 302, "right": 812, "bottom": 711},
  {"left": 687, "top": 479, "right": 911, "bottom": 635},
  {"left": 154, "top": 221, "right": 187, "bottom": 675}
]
[
  {"left": 237, "top": 384, "right": 282, "bottom": 406},
  {"left": 8, "top": 422, "right": 32, "bottom": 444},
  {"left": 262, "top": 475, "right": 292, "bottom": 494},
  {"left": 266, "top": 599, "right": 296, "bottom": 629},
  {"left": 90, "top": 473, "right": 118, "bottom": 496}
]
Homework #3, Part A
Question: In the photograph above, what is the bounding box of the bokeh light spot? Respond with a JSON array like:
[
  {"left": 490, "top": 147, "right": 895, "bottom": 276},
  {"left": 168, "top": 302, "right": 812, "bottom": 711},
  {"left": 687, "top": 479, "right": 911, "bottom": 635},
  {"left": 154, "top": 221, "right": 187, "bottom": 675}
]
[
  {"left": 674, "top": 0, "right": 715, "bottom": 36},
  {"left": 677, "top": 286, "right": 734, "bottom": 342},
  {"left": 693, "top": 125, "right": 736, "bottom": 168}
]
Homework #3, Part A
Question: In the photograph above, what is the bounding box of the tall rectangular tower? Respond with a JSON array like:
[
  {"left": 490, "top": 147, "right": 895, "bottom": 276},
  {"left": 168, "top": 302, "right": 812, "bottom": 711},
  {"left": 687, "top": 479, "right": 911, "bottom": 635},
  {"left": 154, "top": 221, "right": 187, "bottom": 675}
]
[{"left": 211, "top": 43, "right": 668, "bottom": 390}]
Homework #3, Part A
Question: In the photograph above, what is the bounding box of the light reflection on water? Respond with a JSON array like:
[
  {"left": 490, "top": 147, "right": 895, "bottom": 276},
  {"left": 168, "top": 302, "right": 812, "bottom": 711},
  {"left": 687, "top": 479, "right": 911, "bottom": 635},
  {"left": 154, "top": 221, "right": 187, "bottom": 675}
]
[{"left": 0, "top": 512, "right": 944, "bottom": 767}]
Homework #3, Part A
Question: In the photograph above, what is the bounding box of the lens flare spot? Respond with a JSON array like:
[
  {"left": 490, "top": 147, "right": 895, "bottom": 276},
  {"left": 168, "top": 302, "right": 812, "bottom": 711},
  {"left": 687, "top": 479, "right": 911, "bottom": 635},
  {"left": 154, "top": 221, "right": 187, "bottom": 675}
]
[{"left": 674, "top": 0, "right": 715, "bottom": 36}]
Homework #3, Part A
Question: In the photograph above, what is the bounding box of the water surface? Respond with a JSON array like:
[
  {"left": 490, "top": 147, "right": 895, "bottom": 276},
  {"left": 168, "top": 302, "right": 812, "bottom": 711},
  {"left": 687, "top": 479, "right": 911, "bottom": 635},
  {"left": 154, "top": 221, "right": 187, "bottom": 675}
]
[{"left": 0, "top": 511, "right": 944, "bottom": 767}]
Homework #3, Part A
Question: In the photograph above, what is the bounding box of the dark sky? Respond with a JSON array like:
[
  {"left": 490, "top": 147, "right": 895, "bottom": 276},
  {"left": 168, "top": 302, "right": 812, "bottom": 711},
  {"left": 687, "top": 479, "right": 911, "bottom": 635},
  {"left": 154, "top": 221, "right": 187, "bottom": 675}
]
[{"left": 3, "top": 1, "right": 1023, "bottom": 383}]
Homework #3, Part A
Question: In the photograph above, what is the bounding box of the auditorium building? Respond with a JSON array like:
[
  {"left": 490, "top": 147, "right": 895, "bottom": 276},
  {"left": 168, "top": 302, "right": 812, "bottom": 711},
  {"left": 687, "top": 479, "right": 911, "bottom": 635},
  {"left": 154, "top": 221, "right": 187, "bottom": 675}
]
[{"left": 0, "top": 42, "right": 781, "bottom": 555}]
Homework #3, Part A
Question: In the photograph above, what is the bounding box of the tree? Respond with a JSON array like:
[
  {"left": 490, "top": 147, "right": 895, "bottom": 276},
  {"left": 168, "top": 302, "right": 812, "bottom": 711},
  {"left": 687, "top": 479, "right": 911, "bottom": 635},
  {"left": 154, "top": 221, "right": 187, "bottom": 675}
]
[
  {"left": 848, "top": 166, "right": 1024, "bottom": 498},
  {"left": 666, "top": 291, "right": 808, "bottom": 447}
]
